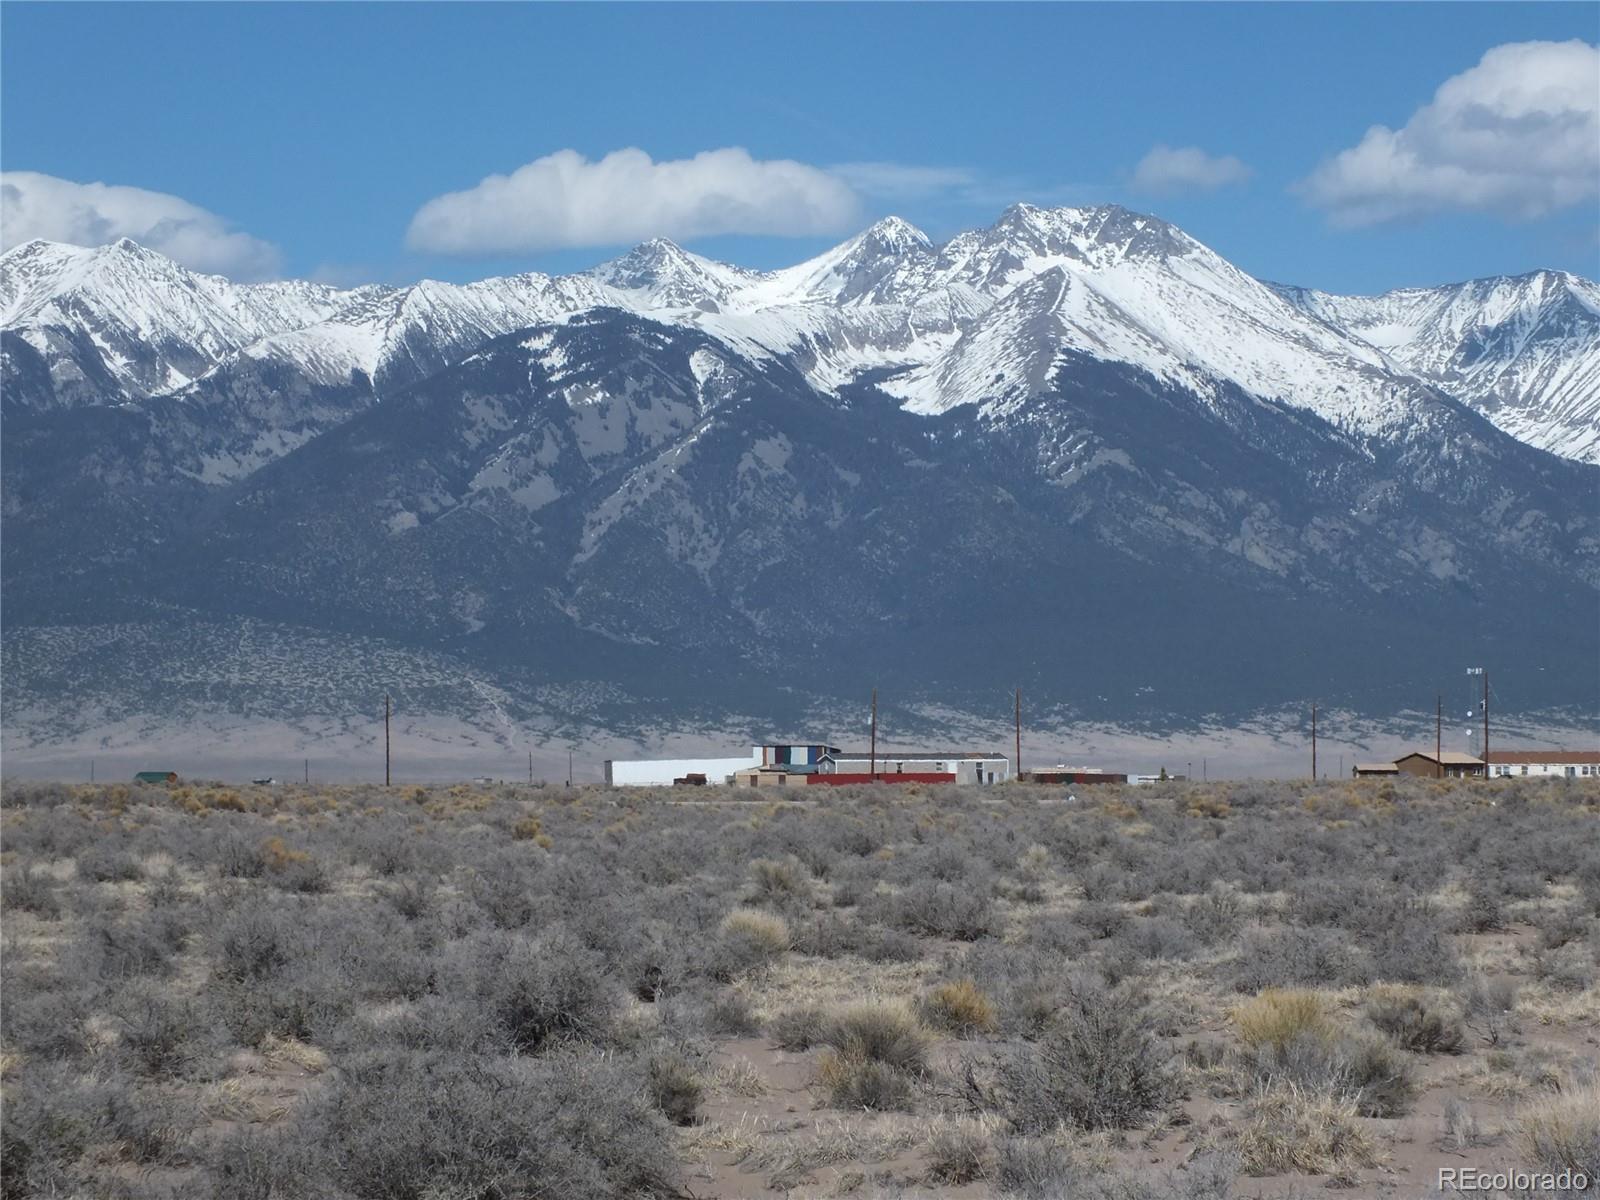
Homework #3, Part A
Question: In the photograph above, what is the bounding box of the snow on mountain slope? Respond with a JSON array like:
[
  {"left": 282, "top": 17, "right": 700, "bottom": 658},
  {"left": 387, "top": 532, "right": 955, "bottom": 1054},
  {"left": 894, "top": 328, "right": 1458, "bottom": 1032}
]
[
  {"left": 592, "top": 205, "right": 1436, "bottom": 441},
  {"left": 1274, "top": 272, "right": 1600, "bottom": 463},
  {"left": 182, "top": 270, "right": 620, "bottom": 393},
  {"left": 741, "top": 216, "right": 940, "bottom": 308},
  {"left": 5, "top": 209, "right": 1597, "bottom": 466},
  {"left": 586, "top": 223, "right": 975, "bottom": 398},
  {"left": 331, "top": 271, "right": 616, "bottom": 390},
  {"left": 0, "top": 238, "right": 348, "bottom": 402},
  {"left": 589, "top": 239, "right": 761, "bottom": 313},
  {"left": 881, "top": 205, "right": 1423, "bottom": 436}
]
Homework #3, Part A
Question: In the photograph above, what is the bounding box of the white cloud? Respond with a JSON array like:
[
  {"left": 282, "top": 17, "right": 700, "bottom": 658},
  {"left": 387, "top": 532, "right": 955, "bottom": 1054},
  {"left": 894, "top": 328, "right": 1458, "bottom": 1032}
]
[
  {"left": 1130, "top": 145, "right": 1253, "bottom": 194},
  {"left": 0, "top": 171, "right": 281, "bottom": 279},
  {"left": 1299, "top": 39, "right": 1600, "bottom": 225},
  {"left": 407, "top": 147, "right": 862, "bottom": 254}
]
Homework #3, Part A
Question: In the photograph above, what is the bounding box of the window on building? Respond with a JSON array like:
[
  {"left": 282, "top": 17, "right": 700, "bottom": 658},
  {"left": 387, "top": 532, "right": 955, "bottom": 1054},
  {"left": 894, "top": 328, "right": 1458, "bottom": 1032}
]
[{"left": 1521, "top": 765, "right": 1529, "bottom": 775}]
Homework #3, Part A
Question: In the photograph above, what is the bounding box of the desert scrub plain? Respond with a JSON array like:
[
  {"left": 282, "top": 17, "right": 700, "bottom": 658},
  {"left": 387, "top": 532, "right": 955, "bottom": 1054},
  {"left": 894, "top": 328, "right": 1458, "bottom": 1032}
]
[{"left": 1, "top": 776, "right": 1597, "bottom": 1200}]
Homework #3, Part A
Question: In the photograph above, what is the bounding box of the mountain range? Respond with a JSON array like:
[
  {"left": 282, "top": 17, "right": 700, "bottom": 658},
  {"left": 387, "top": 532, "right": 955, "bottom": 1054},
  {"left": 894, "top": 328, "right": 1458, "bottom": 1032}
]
[{"left": 3, "top": 204, "right": 1596, "bottom": 768}]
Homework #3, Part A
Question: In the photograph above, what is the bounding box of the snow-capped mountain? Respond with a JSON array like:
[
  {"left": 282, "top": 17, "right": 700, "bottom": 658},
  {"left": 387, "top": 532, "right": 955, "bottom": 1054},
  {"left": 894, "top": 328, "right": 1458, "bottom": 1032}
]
[
  {"left": 3, "top": 207, "right": 1596, "bottom": 753},
  {"left": 0, "top": 237, "right": 352, "bottom": 406},
  {"left": 1273, "top": 271, "right": 1600, "bottom": 463},
  {"left": 6, "top": 207, "right": 1594, "bottom": 463}
]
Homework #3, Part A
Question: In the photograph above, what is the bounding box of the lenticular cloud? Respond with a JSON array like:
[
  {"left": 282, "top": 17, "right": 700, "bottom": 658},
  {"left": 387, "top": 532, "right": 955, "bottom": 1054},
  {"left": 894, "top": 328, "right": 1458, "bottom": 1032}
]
[{"left": 406, "top": 147, "right": 862, "bottom": 254}]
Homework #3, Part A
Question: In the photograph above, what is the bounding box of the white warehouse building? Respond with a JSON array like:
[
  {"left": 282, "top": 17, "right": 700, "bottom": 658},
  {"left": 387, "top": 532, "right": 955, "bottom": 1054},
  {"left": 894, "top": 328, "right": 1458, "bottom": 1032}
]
[{"left": 604, "top": 743, "right": 839, "bottom": 786}]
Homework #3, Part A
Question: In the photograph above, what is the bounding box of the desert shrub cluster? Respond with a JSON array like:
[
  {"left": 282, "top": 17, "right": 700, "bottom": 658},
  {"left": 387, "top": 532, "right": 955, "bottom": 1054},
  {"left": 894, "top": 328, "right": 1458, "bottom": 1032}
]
[{"left": 1, "top": 772, "right": 1597, "bottom": 1198}]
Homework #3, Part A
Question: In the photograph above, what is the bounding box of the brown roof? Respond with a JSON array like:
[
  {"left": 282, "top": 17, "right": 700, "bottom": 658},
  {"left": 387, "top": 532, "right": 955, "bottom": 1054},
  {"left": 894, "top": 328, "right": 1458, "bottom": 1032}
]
[
  {"left": 1396, "top": 750, "right": 1483, "bottom": 765},
  {"left": 1485, "top": 749, "right": 1600, "bottom": 765},
  {"left": 1353, "top": 763, "right": 1400, "bottom": 773}
]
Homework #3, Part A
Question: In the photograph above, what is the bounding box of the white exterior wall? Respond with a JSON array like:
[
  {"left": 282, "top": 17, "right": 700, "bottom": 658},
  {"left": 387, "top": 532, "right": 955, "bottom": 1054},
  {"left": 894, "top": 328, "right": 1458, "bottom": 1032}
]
[
  {"left": 1490, "top": 760, "right": 1597, "bottom": 778},
  {"left": 606, "top": 750, "right": 760, "bottom": 786},
  {"left": 955, "top": 758, "right": 1010, "bottom": 784}
]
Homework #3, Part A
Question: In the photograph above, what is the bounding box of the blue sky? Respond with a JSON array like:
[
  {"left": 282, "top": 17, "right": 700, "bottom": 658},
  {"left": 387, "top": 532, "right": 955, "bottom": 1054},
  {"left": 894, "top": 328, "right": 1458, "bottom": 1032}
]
[{"left": 3, "top": 3, "right": 1596, "bottom": 292}]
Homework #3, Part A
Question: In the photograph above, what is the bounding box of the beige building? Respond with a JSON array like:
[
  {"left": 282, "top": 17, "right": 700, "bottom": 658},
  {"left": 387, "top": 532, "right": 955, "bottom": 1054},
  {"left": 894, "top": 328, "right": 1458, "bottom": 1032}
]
[
  {"left": 1392, "top": 751, "right": 1485, "bottom": 779},
  {"left": 730, "top": 767, "right": 805, "bottom": 788}
]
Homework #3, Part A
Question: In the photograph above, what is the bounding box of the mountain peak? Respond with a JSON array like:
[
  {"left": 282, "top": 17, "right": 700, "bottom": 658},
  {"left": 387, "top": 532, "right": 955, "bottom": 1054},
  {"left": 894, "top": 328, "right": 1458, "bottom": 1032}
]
[
  {"left": 859, "top": 216, "right": 932, "bottom": 253},
  {"left": 589, "top": 238, "right": 754, "bottom": 313},
  {"left": 980, "top": 202, "right": 1195, "bottom": 268},
  {"left": 1, "top": 237, "right": 75, "bottom": 262},
  {"left": 632, "top": 236, "right": 690, "bottom": 259}
]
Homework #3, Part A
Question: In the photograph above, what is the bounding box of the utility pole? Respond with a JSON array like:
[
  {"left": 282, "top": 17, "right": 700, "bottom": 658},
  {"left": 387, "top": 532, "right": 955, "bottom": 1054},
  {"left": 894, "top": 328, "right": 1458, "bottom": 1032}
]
[
  {"left": 1311, "top": 704, "right": 1318, "bottom": 781},
  {"left": 567, "top": 750, "right": 573, "bottom": 788},
  {"left": 384, "top": 694, "right": 391, "bottom": 787},
  {"left": 1014, "top": 687, "right": 1022, "bottom": 781},
  {"left": 870, "top": 688, "right": 878, "bottom": 780},
  {"left": 1482, "top": 670, "right": 1489, "bottom": 778},
  {"left": 528, "top": 751, "right": 533, "bottom": 786},
  {"left": 1202, "top": 757, "right": 1207, "bottom": 782},
  {"left": 1440, "top": 694, "right": 1452, "bottom": 780},
  {"left": 1466, "top": 667, "right": 1488, "bottom": 777},
  {"left": 90, "top": 760, "right": 95, "bottom": 783},
  {"left": 304, "top": 758, "right": 309, "bottom": 785}
]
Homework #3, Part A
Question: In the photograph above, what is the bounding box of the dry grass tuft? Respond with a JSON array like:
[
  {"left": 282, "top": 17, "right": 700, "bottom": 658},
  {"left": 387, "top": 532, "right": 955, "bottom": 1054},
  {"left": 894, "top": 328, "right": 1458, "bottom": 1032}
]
[
  {"left": 708, "top": 1056, "right": 770, "bottom": 1098},
  {"left": 1233, "top": 988, "right": 1333, "bottom": 1051},
  {"left": 259, "top": 1035, "right": 329, "bottom": 1074},
  {"left": 826, "top": 1004, "right": 929, "bottom": 1073},
  {"left": 678, "top": 1113, "right": 771, "bottom": 1162},
  {"left": 924, "top": 1118, "right": 996, "bottom": 1184},
  {"left": 1514, "top": 1081, "right": 1600, "bottom": 1179},
  {"left": 745, "top": 1117, "right": 922, "bottom": 1184},
  {"left": 814, "top": 1003, "right": 929, "bottom": 1111},
  {"left": 1233, "top": 1082, "right": 1381, "bottom": 1176},
  {"left": 921, "top": 978, "right": 998, "bottom": 1035},
  {"left": 260, "top": 836, "right": 308, "bottom": 872},
  {"left": 510, "top": 815, "right": 553, "bottom": 848},
  {"left": 721, "top": 908, "right": 792, "bottom": 956},
  {"left": 200, "top": 1078, "right": 290, "bottom": 1123}
]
